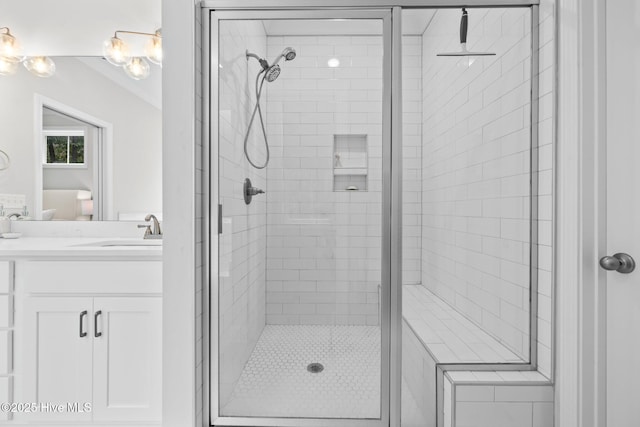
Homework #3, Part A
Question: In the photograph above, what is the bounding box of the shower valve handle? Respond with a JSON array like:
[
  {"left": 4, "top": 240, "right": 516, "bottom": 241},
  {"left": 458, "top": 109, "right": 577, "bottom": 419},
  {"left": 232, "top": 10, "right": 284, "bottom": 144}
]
[
  {"left": 244, "top": 178, "right": 265, "bottom": 205},
  {"left": 247, "top": 186, "right": 264, "bottom": 196}
]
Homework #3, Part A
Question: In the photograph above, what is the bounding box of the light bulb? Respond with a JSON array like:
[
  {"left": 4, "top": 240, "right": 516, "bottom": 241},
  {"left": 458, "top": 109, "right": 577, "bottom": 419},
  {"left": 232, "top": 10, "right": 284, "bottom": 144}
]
[
  {"left": 0, "top": 31, "right": 23, "bottom": 63},
  {"left": 144, "top": 33, "right": 162, "bottom": 65},
  {"left": 327, "top": 57, "right": 340, "bottom": 68},
  {"left": 23, "top": 56, "right": 56, "bottom": 77},
  {"left": 103, "top": 36, "right": 131, "bottom": 67},
  {"left": 124, "top": 57, "right": 150, "bottom": 80},
  {"left": 0, "top": 56, "right": 19, "bottom": 75}
]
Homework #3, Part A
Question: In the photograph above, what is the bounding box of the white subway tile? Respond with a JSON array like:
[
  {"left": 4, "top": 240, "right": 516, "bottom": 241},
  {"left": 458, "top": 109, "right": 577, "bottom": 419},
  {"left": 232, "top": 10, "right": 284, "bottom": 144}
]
[
  {"left": 456, "top": 402, "right": 534, "bottom": 427},
  {"left": 456, "top": 385, "right": 495, "bottom": 402},
  {"left": 494, "top": 385, "right": 553, "bottom": 402}
]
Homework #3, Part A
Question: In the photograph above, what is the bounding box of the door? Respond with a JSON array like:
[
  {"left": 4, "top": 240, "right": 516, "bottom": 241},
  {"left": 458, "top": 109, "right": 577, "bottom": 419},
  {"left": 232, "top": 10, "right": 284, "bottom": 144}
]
[
  {"left": 92, "top": 297, "right": 162, "bottom": 422},
  {"left": 209, "top": 7, "right": 398, "bottom": 427},
  {"left": 604, "top": 0, "right": 640, "bottom": 425},
  {"left": 19, "top": 297, "right": 93, "bottom": 422}
]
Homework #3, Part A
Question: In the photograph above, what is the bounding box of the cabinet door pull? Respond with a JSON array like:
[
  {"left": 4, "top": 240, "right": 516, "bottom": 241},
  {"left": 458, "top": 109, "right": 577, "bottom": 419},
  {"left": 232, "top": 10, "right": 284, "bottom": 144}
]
[
  {"left": 94, "top": 310, "right": 102, "bottom": 338},
  {"left": 79, "top": 310, "right": 88, "bottom": 337}
]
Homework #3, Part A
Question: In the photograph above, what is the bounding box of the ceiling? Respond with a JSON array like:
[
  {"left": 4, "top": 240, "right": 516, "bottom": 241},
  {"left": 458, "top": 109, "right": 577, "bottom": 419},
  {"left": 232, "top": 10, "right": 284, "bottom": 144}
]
[{"left": 2, "top": 0, "right": 161, "bottom": 56}]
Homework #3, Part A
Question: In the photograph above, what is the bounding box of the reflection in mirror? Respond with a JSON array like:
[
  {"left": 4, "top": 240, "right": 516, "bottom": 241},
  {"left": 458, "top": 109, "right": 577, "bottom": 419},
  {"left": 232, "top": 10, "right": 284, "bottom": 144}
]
[
  {"left": 0, "top": 56, "right": 161, "bottom": 221},
  {"left": 42, "top": 107, "right": 101, "bottom": 221}
]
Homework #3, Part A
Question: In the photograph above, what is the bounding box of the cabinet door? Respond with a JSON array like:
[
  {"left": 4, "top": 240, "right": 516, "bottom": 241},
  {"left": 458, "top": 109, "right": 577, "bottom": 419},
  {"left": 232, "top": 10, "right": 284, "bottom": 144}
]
[
  {"left": 19, "top": 297, "right": 93, "bottom": 422},
  {"left": 92, "top": 297, "right": 162, "bottom": 422}
]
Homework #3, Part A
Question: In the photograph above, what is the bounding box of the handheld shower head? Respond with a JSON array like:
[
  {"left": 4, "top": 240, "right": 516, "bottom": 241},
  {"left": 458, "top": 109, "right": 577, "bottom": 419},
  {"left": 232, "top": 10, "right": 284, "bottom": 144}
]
[
  {"left": 265, "top": 65, "right": 281, "bottom": 82},
  {"left": 282, "top": 47, "right": 296, "bottom": 61},
  {"left": 271, "top": 47, "right": 297, "bottom": 66}
]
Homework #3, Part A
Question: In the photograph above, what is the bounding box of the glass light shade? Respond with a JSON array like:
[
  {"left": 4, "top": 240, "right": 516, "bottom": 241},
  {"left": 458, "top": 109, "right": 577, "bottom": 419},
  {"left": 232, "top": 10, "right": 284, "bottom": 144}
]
[
  {"left": 124, "top": 57, "right": 150, "bottom": 80},
  {"left": 103, "top": 37, "right": 131, "bottom": 66},
  {"left": 23, "top": 56, "right": 56, "bottom": 77},
  {"left": 144, "top": 35, "right": 162, "bottom": 65},
  {"left": 0, "top": 56, "right": 19, "bottom": 75},
  {"left": 0, "top": 32, "right": 23, "bottom": 62}
]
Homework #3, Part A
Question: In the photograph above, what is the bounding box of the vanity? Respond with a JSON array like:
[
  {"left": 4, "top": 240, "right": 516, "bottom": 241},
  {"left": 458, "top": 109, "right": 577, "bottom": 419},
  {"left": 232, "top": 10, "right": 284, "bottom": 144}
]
[{"left": 0, "top": 238, "right": 162, "bottom": 425}]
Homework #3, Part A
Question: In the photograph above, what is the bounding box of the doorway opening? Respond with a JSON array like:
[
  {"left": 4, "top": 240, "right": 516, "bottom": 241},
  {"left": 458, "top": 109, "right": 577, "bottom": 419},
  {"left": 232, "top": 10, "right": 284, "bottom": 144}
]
[{"left": 34, "top": 96, "right": 113, "bottom": 220}]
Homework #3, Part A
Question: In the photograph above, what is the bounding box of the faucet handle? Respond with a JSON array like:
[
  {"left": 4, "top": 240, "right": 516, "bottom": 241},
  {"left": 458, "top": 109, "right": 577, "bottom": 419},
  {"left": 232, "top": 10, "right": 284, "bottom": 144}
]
[{"left": 138, "top": 223, "right": 152, "bottom": 237}]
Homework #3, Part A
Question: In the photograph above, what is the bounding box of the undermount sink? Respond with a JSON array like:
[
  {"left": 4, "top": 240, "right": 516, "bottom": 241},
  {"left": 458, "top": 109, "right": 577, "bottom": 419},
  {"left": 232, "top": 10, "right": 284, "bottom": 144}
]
[{"left": 74, "top": 239, "right": 163, "bottom": 248}]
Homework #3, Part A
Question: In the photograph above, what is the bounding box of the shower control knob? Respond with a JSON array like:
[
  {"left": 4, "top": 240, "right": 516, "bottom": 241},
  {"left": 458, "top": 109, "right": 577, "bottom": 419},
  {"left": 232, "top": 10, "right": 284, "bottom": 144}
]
[
  {"left": 599, "top": 253, "right": 636, "bottom": 274},
  {"left": 244, "top": 178, "right": 265, "bottom": 205}
]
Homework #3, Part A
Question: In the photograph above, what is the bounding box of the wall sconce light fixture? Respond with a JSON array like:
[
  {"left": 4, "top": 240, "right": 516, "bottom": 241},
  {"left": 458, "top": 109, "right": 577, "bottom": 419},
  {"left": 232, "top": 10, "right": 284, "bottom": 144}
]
[
  {"left": 23, "top": 56, "right": 56, "bottom": 78},
  {"left": 0, "top": 27, "right": 56, "bottom": 78},
  {"left": 103, "top": 29, "right": 162, "bottom": 80},
  {"left": 0, "top": 27, "right": 23, "bottom": 62}
]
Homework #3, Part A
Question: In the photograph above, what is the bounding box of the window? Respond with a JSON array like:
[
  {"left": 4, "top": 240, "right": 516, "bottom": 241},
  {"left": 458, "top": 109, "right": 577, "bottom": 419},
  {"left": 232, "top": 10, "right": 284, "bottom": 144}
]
[{"left": 43, "top": 130, "right": 85, "bottom": 166}]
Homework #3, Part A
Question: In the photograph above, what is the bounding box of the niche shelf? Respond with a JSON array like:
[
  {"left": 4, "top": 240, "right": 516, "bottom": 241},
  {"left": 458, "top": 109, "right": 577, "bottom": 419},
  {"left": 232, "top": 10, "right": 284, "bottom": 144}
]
[{"left": 333, "top": 134, "right": 368, "bottom": 192}]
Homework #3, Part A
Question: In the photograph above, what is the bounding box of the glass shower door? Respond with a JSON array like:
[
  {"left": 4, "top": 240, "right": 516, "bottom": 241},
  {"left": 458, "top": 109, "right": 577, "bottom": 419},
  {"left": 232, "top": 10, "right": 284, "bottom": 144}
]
[{"left": 209, "top": 8, "right": 394, "bottom": 427}]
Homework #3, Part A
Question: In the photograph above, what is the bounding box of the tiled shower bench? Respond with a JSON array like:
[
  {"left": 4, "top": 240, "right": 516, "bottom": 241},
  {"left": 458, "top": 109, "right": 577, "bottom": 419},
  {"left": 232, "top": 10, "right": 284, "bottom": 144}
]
[{"left": 402, "top": 285, "right": 553, "bottom": 427}]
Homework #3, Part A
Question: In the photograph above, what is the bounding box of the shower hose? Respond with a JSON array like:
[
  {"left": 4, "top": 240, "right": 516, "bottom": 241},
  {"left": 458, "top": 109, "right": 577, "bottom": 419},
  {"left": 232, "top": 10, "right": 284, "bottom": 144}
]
[{"left": 243, "top": 69, "right": 270, "bottom": 169}]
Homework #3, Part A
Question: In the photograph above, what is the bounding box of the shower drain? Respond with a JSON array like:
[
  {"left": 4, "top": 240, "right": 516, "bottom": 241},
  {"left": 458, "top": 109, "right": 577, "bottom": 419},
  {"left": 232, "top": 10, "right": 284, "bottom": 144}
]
[{"left": 307, "top": 363, "right": 324, "bottom": 373}]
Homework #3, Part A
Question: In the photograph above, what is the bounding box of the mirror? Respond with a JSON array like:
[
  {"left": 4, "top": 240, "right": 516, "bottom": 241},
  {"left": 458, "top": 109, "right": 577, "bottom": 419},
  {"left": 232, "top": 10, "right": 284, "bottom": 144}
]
[
  {"left": 0, "top": 0, "right": 161, "bottom": 221},
  {"left": 0, "top": 56, "right": 161, "bottom": 221}
]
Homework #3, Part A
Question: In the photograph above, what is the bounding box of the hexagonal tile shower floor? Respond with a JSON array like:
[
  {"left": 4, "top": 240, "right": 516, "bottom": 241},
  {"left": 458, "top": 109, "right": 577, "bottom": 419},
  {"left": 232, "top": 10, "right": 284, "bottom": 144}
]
[{"left": 221, "top": 325, "right": 381, "bottom": 419}]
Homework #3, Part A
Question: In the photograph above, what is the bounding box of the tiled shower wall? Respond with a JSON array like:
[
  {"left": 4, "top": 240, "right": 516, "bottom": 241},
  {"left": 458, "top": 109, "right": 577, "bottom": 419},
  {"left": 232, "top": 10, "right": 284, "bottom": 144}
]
[
  {"left": 534, "top": 0, "right": 555, "bottom": 379},
  {"left": 420, "top": 8, "right": 533, "bottom": 359},
  {"left": 264, "top": 35, "right": 384, "bottom": 325},
  {"left": 402, "top": 36, "right": 423, "bottom": 285},
  {"left": 263, "top": 35, "right": 423, "bottom": 325},
  {"left": 218, "top": 21, "right": 268, "bottom": 405}
]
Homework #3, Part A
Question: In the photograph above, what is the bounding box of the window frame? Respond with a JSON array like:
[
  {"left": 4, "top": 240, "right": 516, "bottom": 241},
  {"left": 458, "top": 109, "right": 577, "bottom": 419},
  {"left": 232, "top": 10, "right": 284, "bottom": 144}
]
[{"left": 42, "top": 129, "right": 87, "bottom": 168}]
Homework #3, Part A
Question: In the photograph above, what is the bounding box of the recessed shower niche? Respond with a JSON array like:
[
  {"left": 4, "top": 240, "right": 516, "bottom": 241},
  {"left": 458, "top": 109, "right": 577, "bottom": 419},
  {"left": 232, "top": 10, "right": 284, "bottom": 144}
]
[{"left": 333, "top": 134, "right": 368, "bottom": 192}]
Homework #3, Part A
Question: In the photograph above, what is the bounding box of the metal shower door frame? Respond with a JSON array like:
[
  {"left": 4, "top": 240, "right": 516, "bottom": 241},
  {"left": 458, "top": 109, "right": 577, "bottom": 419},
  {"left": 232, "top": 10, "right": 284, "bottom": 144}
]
[
  {"left": 203, "top": 2, "right": 542, "bottom": 427},
  {"left": 204, "top": 7, "right": 398, "bottom": 427}
]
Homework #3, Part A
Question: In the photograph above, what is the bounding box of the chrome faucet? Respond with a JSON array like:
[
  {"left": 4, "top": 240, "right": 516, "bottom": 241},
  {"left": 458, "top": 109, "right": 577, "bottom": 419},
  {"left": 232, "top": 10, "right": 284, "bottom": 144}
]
[
  {"left": 138, "top": 214, "right": 162, "bottom": 239},
  {"left": 7, "top": 213, "right": 21, "bottom": 219}
]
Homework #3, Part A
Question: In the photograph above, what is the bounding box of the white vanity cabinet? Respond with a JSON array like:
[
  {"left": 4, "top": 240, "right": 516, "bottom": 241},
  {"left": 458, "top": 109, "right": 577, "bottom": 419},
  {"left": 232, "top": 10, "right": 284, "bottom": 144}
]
[
  {"left": 21, "top": 297, "right": 94, "bottom": 423},
  {"left": 13, "top": 260, "right": 162, "bottom": 425}
]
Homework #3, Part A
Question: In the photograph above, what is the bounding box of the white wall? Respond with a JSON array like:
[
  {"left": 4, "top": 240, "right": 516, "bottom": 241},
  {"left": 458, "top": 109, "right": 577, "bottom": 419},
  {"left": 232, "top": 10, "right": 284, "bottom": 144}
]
[
  {"left": 420, "top": 8, "right": 533, "bottom": 359},
  {"left": 0, "top": 57, "right": 162, "bottom": 219},
  {"left": 162, "top": 0, "right": 198, "bottom": 423},
  {"left": 217, "top": 20, "right": 268, "bottom": 408}
]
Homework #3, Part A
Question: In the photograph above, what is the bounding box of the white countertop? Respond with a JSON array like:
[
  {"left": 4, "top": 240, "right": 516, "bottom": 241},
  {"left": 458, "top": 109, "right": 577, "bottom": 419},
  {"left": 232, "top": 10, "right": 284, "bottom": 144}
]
[{"left": 0, "top": 237, "right": 162, "bottom": 260}]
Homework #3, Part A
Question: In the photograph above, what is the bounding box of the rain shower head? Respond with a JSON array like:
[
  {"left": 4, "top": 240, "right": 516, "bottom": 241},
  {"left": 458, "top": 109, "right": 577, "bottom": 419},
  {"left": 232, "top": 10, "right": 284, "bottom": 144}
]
[{"left": 265, "top": 65, "right": 281, "bottom": 82}]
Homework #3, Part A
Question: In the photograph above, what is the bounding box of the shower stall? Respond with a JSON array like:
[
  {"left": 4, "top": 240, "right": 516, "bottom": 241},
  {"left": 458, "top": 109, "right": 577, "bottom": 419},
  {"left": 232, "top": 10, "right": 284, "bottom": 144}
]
[{"left": 204, "top": 2, "right": 542, "bottom": 426}]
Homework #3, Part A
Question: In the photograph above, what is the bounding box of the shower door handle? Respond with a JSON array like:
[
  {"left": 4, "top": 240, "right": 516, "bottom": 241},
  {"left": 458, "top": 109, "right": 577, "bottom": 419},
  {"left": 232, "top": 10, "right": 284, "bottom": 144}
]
[{"left": 600, "top": 253, "right": 636, "bottom": 274}]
